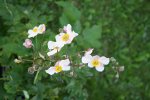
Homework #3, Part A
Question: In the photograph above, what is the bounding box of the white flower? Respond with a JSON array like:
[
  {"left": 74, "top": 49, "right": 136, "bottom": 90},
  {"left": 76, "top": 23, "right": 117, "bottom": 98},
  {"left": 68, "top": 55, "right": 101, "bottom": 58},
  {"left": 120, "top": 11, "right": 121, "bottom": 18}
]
[
  {"left": 47, "top": 41, "right": 64, "bottom": 56},
  {"left": 82, "top": 55, "right": 109, "bottom": 72},
  {"left": 45, "top": 59, "right": 70, "bottom": 75},
  {"left": 23, "top": 39, "right": 33, "bottom": 48},
  {"left": 38, "top": 24, "right": 46, "bottom": 34},
  {"left": 28, "top": 26, "right": 39, "bottom": 38},
  {"left": 27, "top": 24, "right": 46, "bottom": 38},
  {"left": 55, "top": 24, "right": 78, "bottom": 44}
]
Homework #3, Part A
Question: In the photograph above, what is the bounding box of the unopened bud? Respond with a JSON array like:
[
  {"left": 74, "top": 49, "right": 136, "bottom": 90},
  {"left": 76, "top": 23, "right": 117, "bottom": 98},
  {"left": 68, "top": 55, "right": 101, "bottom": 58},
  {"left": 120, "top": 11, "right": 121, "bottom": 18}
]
[
  {"left": 59, "top": 28, "right": 63, "bottom": 33},
  {"left": 14, "top": 59, "right": 22, "bottom": 63},
  {"left": 110, "top": 57, "right": 116, "bottom": 62},
  {"left": 28, "top": 67, "right": 35, "bottom": 74},
  {"left": 23, "top": 39, "right": 33, "bottom": 48},
  {"left": 115, "top": 73, "right": 119, "bottom": 78},
  {"left": 118, "top": 66, "right": 124, "bottom": 72},
  {"left": 70, "top": 71, "right": 74, "bottom": 76}
]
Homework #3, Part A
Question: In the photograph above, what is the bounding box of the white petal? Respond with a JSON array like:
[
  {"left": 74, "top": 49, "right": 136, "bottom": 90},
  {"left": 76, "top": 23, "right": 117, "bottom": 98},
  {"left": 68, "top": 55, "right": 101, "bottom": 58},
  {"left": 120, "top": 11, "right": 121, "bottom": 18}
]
[
  {"left": 66, "top": 24, "right": 72, "bottom": 31},
  {"left": 47, "top": 49, "right": 57, "bottom": 56},
  {"left": 93, "top": 55, "right": 100, "bottom": 59},
  {"left": 45, "top": 67, "right": 56, "bottom": 75},
  {"left": 28, "top": 30, "right": 38, "bottom": 38},
  {"left": 62, "top": 65, "right": 70, "bottom": 71},
  {"left": 85, "top": 48, "right": 93, "bottom": 55},
  {"left": 55, "top": 34, "right": 61, "bottom": 42},
  {"left": 28, "top": 30, "right": 32, "bottom": 34},
  {"left": 48, "top": 41, "right": 56, "bottom": 50},
  {"left": 82, "top": 55, "right": 92, "bottom": 63},
  {"left": 95, "top": 65, "right": 104, "bottom": 72},
  {"left": 55, "top": 41, "right": 64, "bottom": 48},
  {"left": 64, "top": 24, "right": 72, "bottom": 33},
  {"left": 60, "top": 59, "right": 70, "bottom": 66},
  {"left": 55, "top": 33, "right": 64, "bottom": 42},
  {"left": 100, "top": 56, "right": 110, "bottom": 65},
  {"left": 88, "top": 61, "right": 94, "bottom": 68},
  {"left": 72, "top": 31, "right": 78, "bottom": 37},
  {"left": 38, "top": 24, "right": 46, "bottom": 34}
]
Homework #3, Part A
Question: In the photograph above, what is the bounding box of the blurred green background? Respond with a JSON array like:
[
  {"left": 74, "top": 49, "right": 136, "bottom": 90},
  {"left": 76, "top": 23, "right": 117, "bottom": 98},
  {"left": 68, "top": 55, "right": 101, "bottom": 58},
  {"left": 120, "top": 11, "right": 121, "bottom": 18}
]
[{"left": 0, "top": 0, "right": 150, "bottom": 100}]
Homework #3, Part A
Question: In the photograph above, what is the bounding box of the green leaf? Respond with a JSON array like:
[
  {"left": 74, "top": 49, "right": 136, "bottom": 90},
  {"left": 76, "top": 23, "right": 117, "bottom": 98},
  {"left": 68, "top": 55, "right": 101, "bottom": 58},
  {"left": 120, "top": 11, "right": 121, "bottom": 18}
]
[{"left": 82, "top": 25, "right": 102, "bottom": 48}]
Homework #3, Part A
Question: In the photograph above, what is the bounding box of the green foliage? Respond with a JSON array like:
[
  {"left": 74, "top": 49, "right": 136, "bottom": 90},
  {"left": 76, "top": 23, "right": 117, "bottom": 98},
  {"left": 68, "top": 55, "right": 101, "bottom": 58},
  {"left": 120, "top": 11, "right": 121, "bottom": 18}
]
[{"left": 0, "top": 0, "right": 150, "bottom": 100}]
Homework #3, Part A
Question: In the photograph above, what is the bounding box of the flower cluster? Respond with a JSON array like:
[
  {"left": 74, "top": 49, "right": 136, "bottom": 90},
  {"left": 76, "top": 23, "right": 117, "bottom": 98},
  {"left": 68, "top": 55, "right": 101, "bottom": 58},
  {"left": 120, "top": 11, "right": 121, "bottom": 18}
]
[
  {"left": 46, "top": 24, "right": 78, "bottom": 75},
  {"left": 20, "top": 24, "right": 118, "bottom": 79},
  {"left": 23, "top": 24, "right": 46, "bottom": 48}
]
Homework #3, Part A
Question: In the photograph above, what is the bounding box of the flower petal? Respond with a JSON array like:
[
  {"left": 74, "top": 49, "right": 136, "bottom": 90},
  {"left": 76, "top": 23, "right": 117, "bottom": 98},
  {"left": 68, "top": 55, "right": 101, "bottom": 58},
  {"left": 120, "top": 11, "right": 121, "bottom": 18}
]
[
  {"left": 88, "top": 61, "right": 94, "bottom": 68},
  {"left": 95, "top": 65, "right": 104, "bottom": 72},
  {"left": 85, "top": 48, "right": 93, "bottom": 55},
  {"left": 28, "top": 30, "right": 38, "bottom": 38},
  {"left": 48, "top": 41, "right": 56, "bottom": 50},
  {"left": 100, "top": 56, "right": 110, "bottom": 65},
  {"left": 59, "top": 59, "right": 70, "bottom": 66},
  {"left": 55, "top": 41, "right": 64, "bottom": 48},
  {"left": 47, "top": 49, "right": 57, "bottom": 56},
  {"left": 62, "top": 65, "right": 70, "bottom": 71},
  {"left": 55, "top": 34, "right": 61, "bottom": 42},
  {"left": 38, "top": 24, "right": 46, "bottom": 34},
  {"left": 72, "top": 31, "right": 78, "bottom": 37},
  {"left": 82, "top": 55, "right": 92, "bottom": 63},
  {"left": 64, "top": 24, "right": 72, "bottom": 33},
  {"left": 45, "top": 67, "right": 56, "bottom": 75}
]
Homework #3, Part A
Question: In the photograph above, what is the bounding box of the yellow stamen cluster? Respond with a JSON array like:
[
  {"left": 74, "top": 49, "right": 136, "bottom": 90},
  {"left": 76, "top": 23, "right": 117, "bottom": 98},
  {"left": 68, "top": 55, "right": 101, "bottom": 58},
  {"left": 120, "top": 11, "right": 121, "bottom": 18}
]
[
  {"left": 91, "top": 59, "right": 101, "bottom": 67},
  {"left": 55, "top": 65, "right": 62, "bottom": 72},
  {"left": 33, "top": 27, "right": 38, "bottom": 32},
  {"left": 62, "top": 34, "right": 69, "bottom": 41}
]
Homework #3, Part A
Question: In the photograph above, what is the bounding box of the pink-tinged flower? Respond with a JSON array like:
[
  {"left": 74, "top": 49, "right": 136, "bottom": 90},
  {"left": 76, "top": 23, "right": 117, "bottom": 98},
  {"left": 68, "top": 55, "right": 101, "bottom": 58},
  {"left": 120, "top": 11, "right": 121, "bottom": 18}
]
[
  {"left": 55, "top": 24, "right": 78, "bottom": 44},
  {"left": 82, "top": 54, "right": 109, "bottom": 72},
  {"left": 38, "top": 24, "right": 46, "bottom": 34},
  {"left": 47, "top": 41, "right": 64, "bottom": 56},
  {"left": 23, "top": 39, "right": 33, "bottom": 48},
  {"left": 28, "top": 26, "right": 39, "bottom": 38},
  {"left": 45, "top": 59, "right": 70, "bottom": 75}
]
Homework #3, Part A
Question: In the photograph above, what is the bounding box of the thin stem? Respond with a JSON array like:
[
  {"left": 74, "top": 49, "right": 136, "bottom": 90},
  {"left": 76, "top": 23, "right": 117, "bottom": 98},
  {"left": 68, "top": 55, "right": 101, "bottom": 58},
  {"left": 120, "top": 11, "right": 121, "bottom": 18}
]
[
  {"left": 36, "top": 36, "right": 38, "bottom": 51},
  {"left": 0, "top": 78, "right": 9, "bottom": 81},
  {"left": 33, "top": 67, "right": 40, "bottom": 84},
  {"left": 22, "top": 59, "right": 33, "bottom": 62}
]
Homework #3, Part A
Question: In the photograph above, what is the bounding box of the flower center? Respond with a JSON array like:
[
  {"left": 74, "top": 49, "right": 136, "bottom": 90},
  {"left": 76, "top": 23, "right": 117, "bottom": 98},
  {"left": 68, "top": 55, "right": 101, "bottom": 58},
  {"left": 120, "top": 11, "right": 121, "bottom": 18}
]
[
  {"left": 33, "top": 27, "right": 38, "bottom": 32},
  {"left": 91, "top": 59, "right": 101, "bottom": 67},
  {"left": 55, "top": 65, "right": 62, "bottom": 73},
  {"left": 62, "top": 34, "right": 69, "bottom": 42}
]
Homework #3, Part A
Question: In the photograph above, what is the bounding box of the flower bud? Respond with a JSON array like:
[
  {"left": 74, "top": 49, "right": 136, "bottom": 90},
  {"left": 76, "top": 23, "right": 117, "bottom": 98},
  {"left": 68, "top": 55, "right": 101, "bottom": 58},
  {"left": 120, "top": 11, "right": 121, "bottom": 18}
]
[
  {"left": 23, "top": 39, "right": 33, "bottom": 48},
  {"left": 110, "top": 57, "right": 116, "bottom": 62},
  {"left": 28, "top": 67, "right": 35, "bottom": 74},
  {"left": 70, "top": 71, "right": 74, "bottom": 76},
  {"left": 115, "top": 73, "right": 119, "bottom": 78},
  {"left": 14, "top": 59, "right": 22, "bottom": 63},
  {"left": 118, "top": 66, "right": 124, "bottom": 72}
]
